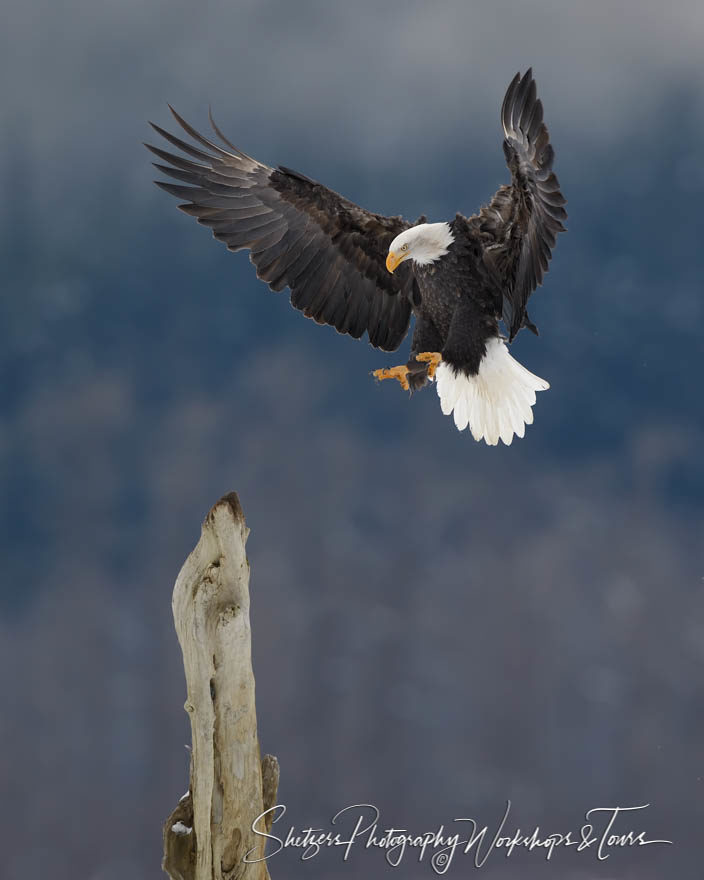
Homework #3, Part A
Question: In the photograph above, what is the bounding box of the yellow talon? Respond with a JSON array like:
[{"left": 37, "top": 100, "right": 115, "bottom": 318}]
[
  {"left": 415, "top": 351, "right": 443, "bottom": 378},
  {"left": 373, "top": 365, "right": 410, "bottom": 391}
]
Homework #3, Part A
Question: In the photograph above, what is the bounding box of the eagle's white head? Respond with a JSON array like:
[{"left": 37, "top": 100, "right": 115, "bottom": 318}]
[{"left": 386, "top": 222, "right": 455, "bottom": 272}]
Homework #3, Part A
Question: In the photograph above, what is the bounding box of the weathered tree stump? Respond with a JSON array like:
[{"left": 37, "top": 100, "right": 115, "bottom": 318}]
[{"left": 163, "top": 492, "right": 278, "bottom": 880}]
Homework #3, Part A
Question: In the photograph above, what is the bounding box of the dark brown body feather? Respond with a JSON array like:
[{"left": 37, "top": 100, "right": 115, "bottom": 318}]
[{"left": 410, "top": 215, "right": 503, "bottom": 382}]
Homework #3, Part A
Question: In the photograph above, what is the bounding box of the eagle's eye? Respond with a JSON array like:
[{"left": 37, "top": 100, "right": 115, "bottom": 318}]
[{"left": 401, "top": 244, "right": 408, "bottom": 252}]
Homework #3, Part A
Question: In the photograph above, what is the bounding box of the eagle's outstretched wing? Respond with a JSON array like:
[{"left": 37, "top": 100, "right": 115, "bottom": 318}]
[
  {"left": 146, "top": 109, "right": 417, "bottom": 352},
  {"left": 477, "top": 69, "right": 567, "bottom": 341}
]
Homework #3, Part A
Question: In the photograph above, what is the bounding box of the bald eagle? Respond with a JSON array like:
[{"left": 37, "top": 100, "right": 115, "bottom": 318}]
[{"left": 147, "top": 69, "right": 566, "bottom": 445}]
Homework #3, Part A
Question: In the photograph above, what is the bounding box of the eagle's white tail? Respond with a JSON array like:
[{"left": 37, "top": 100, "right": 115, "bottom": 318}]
[{"left": 434, "top": 338, "right": 549, "bottom": 445}]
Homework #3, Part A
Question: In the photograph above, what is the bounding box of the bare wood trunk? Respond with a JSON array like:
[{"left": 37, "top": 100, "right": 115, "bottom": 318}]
[{"left": 163, "top": 492, "right": 279, "bottom": 880}]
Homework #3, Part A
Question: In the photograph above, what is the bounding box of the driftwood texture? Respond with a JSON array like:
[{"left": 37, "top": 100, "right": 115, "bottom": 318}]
[{"left": 163, "top": 492, "right": 279, "bottom": 880}]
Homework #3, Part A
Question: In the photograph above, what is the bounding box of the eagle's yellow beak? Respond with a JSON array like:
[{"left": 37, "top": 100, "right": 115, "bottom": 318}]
[{"left": 386, "top": 250, "right": 403, "bottom": 273}]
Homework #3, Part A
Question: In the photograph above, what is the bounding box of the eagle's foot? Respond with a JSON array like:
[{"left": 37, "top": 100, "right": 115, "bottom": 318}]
[
  {"left": 415, "top": 351, "right": 443, "bottom": 378},
  {"left": 373, "top": 364, "right": 410, "bottom": 391}
]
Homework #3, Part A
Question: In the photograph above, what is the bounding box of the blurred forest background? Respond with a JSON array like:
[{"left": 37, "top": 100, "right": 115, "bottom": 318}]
[{"left": 1, "top": 1, "right": 703, "bottom": 878}]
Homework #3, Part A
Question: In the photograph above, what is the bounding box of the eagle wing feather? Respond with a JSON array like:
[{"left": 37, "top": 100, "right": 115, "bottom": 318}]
[
  {"left": 477, "top": 69, "right": 567, "bottom": 341},
  {"left": 147, "top": 108, "right": 416, "bottom": 352}
]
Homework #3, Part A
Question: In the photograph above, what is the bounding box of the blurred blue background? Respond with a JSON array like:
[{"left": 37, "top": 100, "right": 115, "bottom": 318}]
[{"left": 1, "top": 1, "right": 703, "bottom": 878}]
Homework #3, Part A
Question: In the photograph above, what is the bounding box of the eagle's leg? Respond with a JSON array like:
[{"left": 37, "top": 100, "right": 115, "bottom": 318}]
[
  {"left": 373, "top": 364, "right": 411, "bottom": 391},
  {"left": 406, "top": 315, "right": 444, "bottom": 390},
  {"left": 415, "top": 351, "right": 443, "bottom": 378}
]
